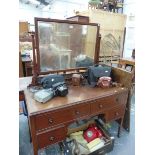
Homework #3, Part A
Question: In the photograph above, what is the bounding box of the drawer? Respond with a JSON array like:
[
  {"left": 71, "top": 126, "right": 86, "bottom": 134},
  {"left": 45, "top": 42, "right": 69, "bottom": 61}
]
[
  {"left": 67, "top": 119, "right": 114, "bottom": 155},
  {"left": 91, "top": 93, "right": 126, "bottom": 114},
  {"left": 89, "top": 120, "right": 114, "bottom": 155},
  {"left": 71, "top": 102, "right": 90, "bottom": 119},
  {"left": 35, "top": 103, "right": 90, "bottom": 131},
  {"left": 37, "top": 126, "right": 67, "bottom": 149},
  {"left": 105, "top": 105, "right": 126, "bottom": 122},
  {"left": 91, "top": 95, "right": 116, "bottom": 114}
]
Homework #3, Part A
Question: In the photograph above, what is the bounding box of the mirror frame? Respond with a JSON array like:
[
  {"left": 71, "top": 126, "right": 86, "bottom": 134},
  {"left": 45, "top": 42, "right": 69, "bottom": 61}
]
[
  {"left": 34, "top": 17, "right": 100, "bottom": 75},
  {"left": 30, "top": 17, "right": 101, "bottom": 86}
]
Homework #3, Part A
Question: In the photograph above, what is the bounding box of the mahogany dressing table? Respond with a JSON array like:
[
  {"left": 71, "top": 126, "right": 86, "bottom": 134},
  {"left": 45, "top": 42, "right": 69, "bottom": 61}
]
[
  {"left": 22, "top": 78, "right": 128, "bottom": 155},
  {"left": 20, "top": 18, "right": 132, "bottom": 155}
]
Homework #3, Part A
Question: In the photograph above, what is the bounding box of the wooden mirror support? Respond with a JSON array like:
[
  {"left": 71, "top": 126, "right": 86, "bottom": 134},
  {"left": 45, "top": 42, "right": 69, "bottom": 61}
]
[
  {"left": 30, "top": 17, "right": 100, "bottom": 86},
  {"left": 31, "top": 33, "right": 38, "bottom": 86}
]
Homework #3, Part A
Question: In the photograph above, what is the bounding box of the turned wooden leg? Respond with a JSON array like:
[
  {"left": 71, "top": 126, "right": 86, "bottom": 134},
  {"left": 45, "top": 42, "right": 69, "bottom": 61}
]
[
  {"left": 29, "top": 116, "right": 38, "bottom": 155},
  {"left": 33, "top": 145, "right": 38, "bottom": 155},
  {"left": 27, "top": 118, "right": 32, "bottom": 143}
]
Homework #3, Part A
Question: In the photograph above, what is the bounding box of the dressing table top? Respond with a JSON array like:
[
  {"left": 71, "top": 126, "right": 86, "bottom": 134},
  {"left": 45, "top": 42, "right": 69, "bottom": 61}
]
[{"left": 24, "top": 85, "right": 128, "bottom": 115}]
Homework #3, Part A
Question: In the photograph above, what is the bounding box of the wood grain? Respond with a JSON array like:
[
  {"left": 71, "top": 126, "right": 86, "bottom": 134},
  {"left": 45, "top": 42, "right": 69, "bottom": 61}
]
[{"left": 24, "top": 86, "right": 128, "bottom": 115}]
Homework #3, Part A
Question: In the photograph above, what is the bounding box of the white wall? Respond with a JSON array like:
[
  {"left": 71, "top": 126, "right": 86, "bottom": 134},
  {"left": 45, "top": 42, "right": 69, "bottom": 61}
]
[
  {"left": 19, "top": 2, "right": 42, "bottom": 24},
  {"left": 123, "top": 0, "right": 135, "bottom": 57},
  {"left": 41, "top": 1, "right": 70, "bottom": 19},
  {"left": 19, "top": 0, "right": 135, "bottom": 58},
  {"left": 19, "top": 0, "right": 89, "bottom": 22},
  {"left": 42, "top": 0, "right": 88, "bottom": 19}
]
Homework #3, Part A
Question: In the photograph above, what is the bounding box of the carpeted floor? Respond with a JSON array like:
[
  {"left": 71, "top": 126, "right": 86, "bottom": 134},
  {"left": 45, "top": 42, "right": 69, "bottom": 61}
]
[{"left": 19, "top": 94, "right": 135, "bottom": 155}]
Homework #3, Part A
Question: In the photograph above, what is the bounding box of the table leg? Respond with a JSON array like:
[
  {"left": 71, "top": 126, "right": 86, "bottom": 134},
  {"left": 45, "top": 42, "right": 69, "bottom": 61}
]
[
  {"left": 33, "top": 146, "right": 38, "bottom": 155},
  {"left": 28, "top": 118, "right": 32, "bottom": 143},
  {"left": 29, "top": 116, "right": 38, "bottom": 155},
  {"left": 117, "top": 117, "right": 123, "bottom": 138}
]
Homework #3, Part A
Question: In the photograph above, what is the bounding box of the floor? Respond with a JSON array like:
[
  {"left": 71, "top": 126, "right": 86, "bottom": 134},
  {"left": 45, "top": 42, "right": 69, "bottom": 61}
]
[{"left": 19, "top": 94, "right": 135, "bottom": 155}]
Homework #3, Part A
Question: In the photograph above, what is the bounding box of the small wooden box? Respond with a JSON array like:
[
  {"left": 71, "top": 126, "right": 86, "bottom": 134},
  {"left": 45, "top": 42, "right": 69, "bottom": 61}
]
[{"left": 72, "top": 74, "right": 81, "bottom": 86}]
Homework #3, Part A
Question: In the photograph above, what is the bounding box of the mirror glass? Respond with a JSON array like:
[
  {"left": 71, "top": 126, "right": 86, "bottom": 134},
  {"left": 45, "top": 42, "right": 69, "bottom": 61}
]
[{"left": 37, "top": 21, "right": 98, "bottom": 72}]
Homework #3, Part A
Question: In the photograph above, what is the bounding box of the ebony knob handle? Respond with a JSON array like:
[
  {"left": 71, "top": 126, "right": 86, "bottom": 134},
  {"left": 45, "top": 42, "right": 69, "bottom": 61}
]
[
  {"left": 99, "top": 104, "right": 103, "bottom": 108},
  {"left": 49, "top": 136, "right": 54, "bottom": 141},
  {"left": 75, "top": 111, "right": 80, "bottom": 115},
  {"left": 116, "top": 98, "right": 119, "bottom": 102},
  {"left": 48, "top": 118, "right": 53, "bottom": 124},
  {"left": 115, "top": 112, "right": 119, "bottom": 116}
]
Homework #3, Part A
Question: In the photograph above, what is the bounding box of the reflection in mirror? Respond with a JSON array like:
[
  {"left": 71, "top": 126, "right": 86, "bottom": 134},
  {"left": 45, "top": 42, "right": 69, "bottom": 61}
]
[{"left": 37, "top": 21, "right": 98, "bottom": 72}]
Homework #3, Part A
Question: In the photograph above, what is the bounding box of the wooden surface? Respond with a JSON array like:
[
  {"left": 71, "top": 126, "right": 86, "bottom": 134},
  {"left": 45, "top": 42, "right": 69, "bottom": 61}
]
[
  {"left": 21, "top": 57, "right": 32, "bottom": 77},
  {"left": 19, "top": 66, "right": 133, "bottom": 131},
  {"left": 112, "top": 66, "right": 133, "bottom": 89},
  {"left": 20, "top": 73, "right": 129, "bottom": 155},
  {"left": 19, "top": 52, "right": 24, "bottom": 77},
  {"left": 78, "top": 10, "right": 126, "bottom": 30},
  {"left": 78, "top": 10, "right": 127, "bottom": 58},
  {"left": 119, "top": 57, "right": 135, "bottom": 66},
  {"left": 24, "top": 85, "right": 127, "bottom": 115},
  {"left": 67, "top": 15, "right": 89, "bottom": 23},
  {"left": 19, "top": 21, "right": 29, "bottom": 34},
  {"left": 111, "top": 66, "right": 133, "bottom": 131}
]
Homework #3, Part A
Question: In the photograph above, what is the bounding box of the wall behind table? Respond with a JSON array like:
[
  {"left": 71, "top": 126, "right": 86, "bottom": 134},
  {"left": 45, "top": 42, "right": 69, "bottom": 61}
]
[
  {"left": 78, "top": 10, "right": 127, "bottom": 58},
  {"left": 19, "top": 2, "right": 42, "bottom": 25},
  {"left": 19, "top": 0, "right": 89, "bottom": 23},
  {"left": 123, "top": 0, "right": 135, "bottom": 57}
]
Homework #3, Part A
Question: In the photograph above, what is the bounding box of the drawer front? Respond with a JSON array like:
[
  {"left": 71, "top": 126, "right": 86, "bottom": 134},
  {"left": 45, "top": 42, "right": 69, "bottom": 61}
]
[
  {"left": 37, "top": 126, "right": 66, "bottom": 149},
  {"left": 35, "top": 103, "right": 90, "bottom": 131},
  {"left": 91, "top": 95, "right": 116, "bottom": 114},
  {"left": 91, "top": 91, "right": 128, "bottom": 114},
  {"left": 71, "top": 102, "right": 90, "bottom": 119},
  {"left": 105, "top": 105, "right": 126, "bottom": 122}
]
